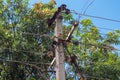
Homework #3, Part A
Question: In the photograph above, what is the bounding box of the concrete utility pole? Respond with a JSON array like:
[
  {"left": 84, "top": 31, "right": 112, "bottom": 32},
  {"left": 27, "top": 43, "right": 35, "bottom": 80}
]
[
  {"left": 47, "top": 4, "right": 70, "bottom": 80},
  {"left": 54, "top": 14, "right": 65, "bottom": 80}
]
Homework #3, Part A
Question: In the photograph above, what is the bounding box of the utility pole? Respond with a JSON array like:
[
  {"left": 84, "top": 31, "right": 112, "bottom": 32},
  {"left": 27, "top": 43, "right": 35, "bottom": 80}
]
[
  {"left": 54, "top": 14, "right": 65, "bottom": 80},
  {"left": 47, "top": 4, "right": 70, "bottom": 80},
  {"left": 47, "top": 4, "right": 84, "bottom": 80}
]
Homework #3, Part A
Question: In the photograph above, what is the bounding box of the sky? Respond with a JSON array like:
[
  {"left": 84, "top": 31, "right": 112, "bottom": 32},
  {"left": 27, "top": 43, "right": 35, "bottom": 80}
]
[
  {"left": 30, "top": 0, "right": 120, "bottom": 50},
  {"left": 29, "top": 0, "right": 120, "bottom": 31}
]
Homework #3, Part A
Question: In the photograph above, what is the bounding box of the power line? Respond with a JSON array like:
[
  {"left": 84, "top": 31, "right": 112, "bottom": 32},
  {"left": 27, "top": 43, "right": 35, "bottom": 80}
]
[
  {"left": 0, "top": 58, "right": 54, "bottom": 73},
  {"left": 1, "top": 38, "right": 120, "bottom": 54},
  {"left": 62, "top": 18, "right": 118, "bottom": 33},
  {"left": 16, "top": 30, "right": 120, "bottom": 39},
  {"left": 0, "top": 58, "right": 49, "bottom": 65},
  {"left": 71, "top": 10, "right": 120, "bottom": 23},
  {"left": 1, "top": 31, "right": 120, "bottom": 53},
  {"left": 0, "top": 48, "right": 32, "bottom": 53},
  {"left": 97, "top": 27, "right": 118, "bottom": 31},
  {"left": 82, "top": 0, "right": 95, "bottom": 14},
  {"left": 0, "top": 47, "right": 43, "bottom": 54},
  {"left": 78, "top": 0, "right": 90, "bottom": 21},
  {"left": 1, "top": 27, "right": 119, "bottom": 53},
  {"left": 63, "top": 22, "right": 115, "bottom": 36},
  {"left": 77, "top": 0, "right": 95, "bottom": 22},
  {"left": 0, "top": 59, "right": 42, "bottom": 70},
  {"left": 71, "top": 40, "right": 120, "bottom": 51},
  {"left": 22, "top": 32, "right": 50, "bottom": 38},
  {"left": 81, "top": 0, "right": 90, "bottom": 14},
  {"left": 85, "top": 75, "right": 110, "bottom": 80}
]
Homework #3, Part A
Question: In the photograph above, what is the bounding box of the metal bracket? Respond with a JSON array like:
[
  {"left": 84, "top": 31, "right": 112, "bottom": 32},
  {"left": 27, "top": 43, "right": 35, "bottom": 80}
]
[{"left": 47, "top": 4, "right": 70, "bottom": 27}]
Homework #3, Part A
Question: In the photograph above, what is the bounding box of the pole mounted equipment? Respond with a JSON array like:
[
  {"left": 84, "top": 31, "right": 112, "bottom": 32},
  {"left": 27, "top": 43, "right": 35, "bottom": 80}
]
[
  {"left": 47, "top": 4, "right": 70, "bottom": 27},
  {"left": 47, "top": 4, "right": 79, "bottom": 80},
  {"left": 66, "top": 21, "right": 79, "bottom": 41}
]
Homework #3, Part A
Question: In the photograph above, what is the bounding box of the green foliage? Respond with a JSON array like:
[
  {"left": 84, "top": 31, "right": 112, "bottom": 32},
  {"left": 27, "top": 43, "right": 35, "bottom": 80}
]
[
  {"left": 0, "top": 0, "right": 55, "bottom": 80},
  {"left": 0, "top": 0, "right": 120, "bottom": 80},
  {"left": 67, "top": 18, "right": 120, "bottom": 80},
  {"left": 105, "top": 30, "right": 120, "bottom": 45},
  {"left": 62, "top": 13, "right": 74, "bottom": 22},
  {"left": 80, "top": 18, "right": 92, "bottom": 26}
]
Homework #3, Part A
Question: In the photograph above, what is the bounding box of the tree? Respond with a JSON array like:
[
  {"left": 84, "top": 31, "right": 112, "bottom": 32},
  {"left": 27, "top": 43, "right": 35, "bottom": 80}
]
[
  {"left": 0, "top": 0, "right": 120, "bottom": 80},
  {"left": 0, "top": 0, "right": 56, "bottom": 80},
  {"left": 64, "top": 18, "right": 120, "bottom": 80}
]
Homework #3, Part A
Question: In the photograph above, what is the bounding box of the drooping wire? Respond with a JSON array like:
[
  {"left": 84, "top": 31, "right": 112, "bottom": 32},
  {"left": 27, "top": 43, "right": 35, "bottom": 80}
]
[
  {"left": 74, "top": 0, "right": 96, "bottom": 40},
  {"left": 0, "top": 58, "right": 54, "bottom": 73},
  {"left": 97, "top": 27, "right": 119, "bottom": 31},
  {"left": 77, "top": 0, "right": 96, "bottom": 22},
  {"left": 81, "top": 0, "right": 90, "bottom": 14},
  {"left": 71, "top": 11, "right": 120, "bottom": 23},
  {"left": 71, "top": 40, "right": 120, "bottom": 51},
  {"left": 82, "top": 0, "right": 95, "bottom": 15}
]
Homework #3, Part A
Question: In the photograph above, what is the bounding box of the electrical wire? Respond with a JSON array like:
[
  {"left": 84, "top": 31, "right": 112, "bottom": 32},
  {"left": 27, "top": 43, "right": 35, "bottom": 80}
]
[
  {"left": 78, "top": 0, "right": 96, "bottom": 22},
  {"left": 0, "top": 47, "right": 38, "bottom": 53},
  {"left": 71, "top": 40, "right": 120, "bottom": 51},
  {"left": 1, "top": 3, "right": 120, "bottom": 80},
  {"left": 0, "top": 58, "right": 54, "bottom": 73},
  {"left": 78, "top": 0, "right": 90, "bottom": 21},
  {"left": 22, "top": 32, "right": 50, "bottom": 38},
  {"left": 12, "top": 30, "right": 118, "bottom": 37},
  {"left": 97, "top": 27, "right": 119, "bottom": 31},
  {"left": 63, "top": 21, "right": 118, "bottom": 36},
  {"left": 85, "top": 75, "right": 110, "bottom": 80},
  {"left": 0, "top": 59, "right": 44, "bottom": 72},
  {"left": 75, "top": 0, "right": 96, "bottom": 39},
  {"left": 0, "top": 40, "right": 120, "bottom": 55},
  {"left": 75, "top": 0, "right": 95, "bottom": 26},
  {"left": 0, "top": 57, "right": 50, "bottom": 65},
  {"left": 82, "top": 0, "right": 96, "bottom": 15},
  {"left": 71, "top": 10, "right": 120, "bottom": 23},
  {"left": 81, "top": 0, "right": 90, "bottom": 14},
  {"left": 0, "top": 31, "right": 120, "bottom": 53},
  {"left": 1, "top": 4, "right": 120, "bottom": 57}
]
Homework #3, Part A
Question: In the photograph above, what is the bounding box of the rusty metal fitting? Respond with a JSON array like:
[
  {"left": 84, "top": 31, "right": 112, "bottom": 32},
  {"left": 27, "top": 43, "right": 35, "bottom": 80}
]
[
  {"left": 65, "top": 9, "right": 70, "bottom": 14},
  {"left": 73, "top": 21, "right": 79, "bottom": 27},
  {"left": 60, "top": 4, "right": 66, "bottom": 11}
]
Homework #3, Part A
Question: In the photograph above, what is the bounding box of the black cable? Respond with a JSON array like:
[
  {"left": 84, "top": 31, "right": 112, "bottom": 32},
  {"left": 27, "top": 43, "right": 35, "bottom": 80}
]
[{"left": 71, "top": 10, "right": 120, "bottom": 23}]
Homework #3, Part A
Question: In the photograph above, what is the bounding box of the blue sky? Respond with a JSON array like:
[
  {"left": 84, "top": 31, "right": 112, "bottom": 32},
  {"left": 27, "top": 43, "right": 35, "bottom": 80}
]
[
  {"left": 30, "top": 0, "right": 120, "bottom": 50},
  {"left": 30, "top": 0, "right": 120, "bottom": 31}
]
